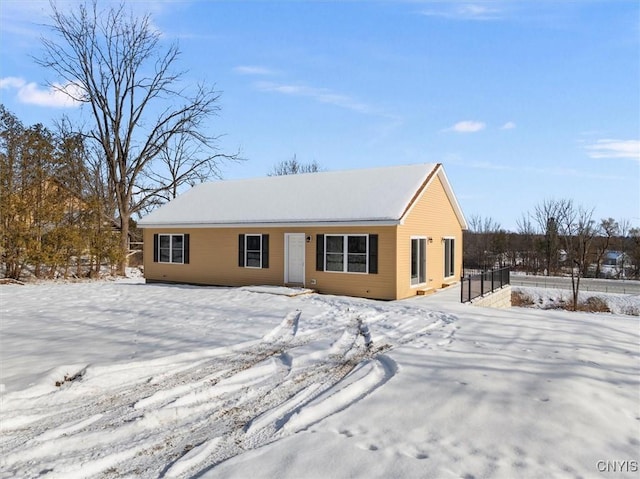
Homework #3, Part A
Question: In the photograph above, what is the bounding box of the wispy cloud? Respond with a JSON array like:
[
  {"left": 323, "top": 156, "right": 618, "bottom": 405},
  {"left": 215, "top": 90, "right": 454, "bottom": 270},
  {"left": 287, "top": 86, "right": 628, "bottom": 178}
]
[
  {"left": 584, "top": 139, "right": 640, "bottom": 161},
  {"left": 501, "top": 121, "right": 516, "bottom": 130},
  {"left": 0, "top": 77, "right": 24, "bottom": 89},
  {"left": 255, "top": 81, "right": 376, "bottom": 115},
  {"left": 526, "top": 165, "right": 627, "bottom": 181},
  {"left": 444, "top": 120, "right": 486, "bottom": 133},
  {"left": 447, "top": 156, "right": 628, "bottom": 181},
  {"left": 0, "top": 76, "right": 83, "bottom": 108},
  {"left": 234, "top": 65, "right": 277, "bottom": 76},
  {"left": 419, "top": 3, "right": 503, "bottom": 21}
]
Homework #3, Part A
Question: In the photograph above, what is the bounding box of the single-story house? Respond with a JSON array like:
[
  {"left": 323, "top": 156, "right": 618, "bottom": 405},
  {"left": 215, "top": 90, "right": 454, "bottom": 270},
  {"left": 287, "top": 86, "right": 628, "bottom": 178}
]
[
  {"left": 138, "top": 163, "right": 467, "bottom": 300},
  {"left": 602, "top": 250, "right": 630, "bottom": 267}
]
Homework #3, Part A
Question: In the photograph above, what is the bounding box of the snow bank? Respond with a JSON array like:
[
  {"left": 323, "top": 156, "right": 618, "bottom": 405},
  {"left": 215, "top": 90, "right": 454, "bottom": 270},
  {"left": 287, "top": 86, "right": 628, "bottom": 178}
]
[{"left": 514, "top": 286, "right": 640, "bottom": 316}]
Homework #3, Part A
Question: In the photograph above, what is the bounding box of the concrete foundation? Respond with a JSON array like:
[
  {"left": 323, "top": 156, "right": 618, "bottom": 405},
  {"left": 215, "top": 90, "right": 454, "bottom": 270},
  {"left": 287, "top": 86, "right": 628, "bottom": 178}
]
[{"left": 470, "top": 285, "right": 512, "bottom": 309}]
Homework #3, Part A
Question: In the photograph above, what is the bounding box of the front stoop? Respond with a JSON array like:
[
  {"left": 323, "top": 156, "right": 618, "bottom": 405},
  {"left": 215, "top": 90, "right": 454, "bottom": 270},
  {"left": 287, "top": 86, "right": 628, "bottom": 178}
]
[{"left": 416, "top": 287, "right": 435, "bottom": 296}]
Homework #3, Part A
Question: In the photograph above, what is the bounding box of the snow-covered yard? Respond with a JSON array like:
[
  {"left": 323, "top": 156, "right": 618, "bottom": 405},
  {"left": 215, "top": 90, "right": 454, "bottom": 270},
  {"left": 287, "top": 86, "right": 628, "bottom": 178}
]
[{"left": 1, "top": 279, "right": 638, "bottom": 478}]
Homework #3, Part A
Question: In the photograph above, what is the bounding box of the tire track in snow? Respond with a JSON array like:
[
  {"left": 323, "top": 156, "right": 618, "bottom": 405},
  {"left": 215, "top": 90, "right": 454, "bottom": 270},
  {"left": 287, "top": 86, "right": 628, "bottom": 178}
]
[
  {"left": 137, "top": 311, "right": 456, "bottom": 477},
  {"left": 1, "top": 312, "right": 309, "bottom": 477},
  {"left": 163, "top": 319, "right": 390, "bottom": 478},
  {"left": 1, "top": 313, "right": 306, "bottom": 450},
  {"left": 1, "top": 309, "right": 457, "bottom": 478}
]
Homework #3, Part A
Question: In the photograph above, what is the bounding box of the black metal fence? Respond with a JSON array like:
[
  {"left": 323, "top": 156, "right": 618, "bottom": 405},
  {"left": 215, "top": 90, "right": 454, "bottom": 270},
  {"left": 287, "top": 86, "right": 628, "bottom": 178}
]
[{"left": 461, "top": 267, "right": 511, "bottom": 303}]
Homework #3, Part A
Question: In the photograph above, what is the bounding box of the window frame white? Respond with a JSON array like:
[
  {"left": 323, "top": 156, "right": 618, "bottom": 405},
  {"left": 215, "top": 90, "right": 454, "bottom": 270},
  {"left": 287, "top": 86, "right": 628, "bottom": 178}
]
[
  {"left": 158, "top": 233, "right": 185, "bottom": 264},
  {"left": 244, "top": 233, "right": 263, "bottom": 269},
  {"left": 324, "top": 234, "right": 369, "bottom": 274},
  {"left": 410, "top": 236, "right": 427, "bottom": 287},
  {"left": 443, "top": 236, "right": 455, "bottom": 278}
]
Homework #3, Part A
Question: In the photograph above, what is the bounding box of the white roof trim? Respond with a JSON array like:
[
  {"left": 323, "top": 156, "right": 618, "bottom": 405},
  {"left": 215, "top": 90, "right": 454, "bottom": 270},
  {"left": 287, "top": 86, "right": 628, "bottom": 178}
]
[
  {"left": 437, "top": 166, "right": 468, "bottom": 230},
  {"left": 139, "top": 220, "right": 401, "bottom": 229}
]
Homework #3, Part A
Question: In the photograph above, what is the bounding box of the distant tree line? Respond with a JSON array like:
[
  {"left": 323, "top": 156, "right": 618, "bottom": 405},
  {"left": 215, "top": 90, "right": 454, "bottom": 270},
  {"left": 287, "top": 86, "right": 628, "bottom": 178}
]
[
  {"left": 464, "top": 203, "right": 639, "bottom": 310},
  {"left": 465, "top": 208, "right": 638, "bottom": 279},
  {"left": 268, "top": 156, "right": 322, "bottom": 176}
]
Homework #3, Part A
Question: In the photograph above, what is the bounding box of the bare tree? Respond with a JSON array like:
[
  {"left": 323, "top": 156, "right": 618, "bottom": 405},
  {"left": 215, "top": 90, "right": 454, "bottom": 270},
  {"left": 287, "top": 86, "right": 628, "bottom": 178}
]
[
  {"left": 615, "top": 219, "right": 634, "bottom": 279},
  {"left": 464, "top": 215, "right": 503, "bottom": 270},
  {"left": 36, "top": 1, "right": 238, "bottom": 274},
  {"left": 468, "top": 215, "right": 499, "bottom": 234},
  {"left": 629, "top": 227, "right": 640, "bottom": 279},
  {"left": 593, "top": 218, "right": 619, "bottom": 278},
  {"left": 268, "top": 155, "right": 322, "bottom": 176},
  {"left": 533, "top": 199, "right": 566, "bottom": 276},
  {"left": 141, "top": 132, "right": 228, "bottom": 208},
  {"left": 516, "top": 213, "right": 540, "bottom": 273},
  {"left": 554, "top": 200, "right": 596, "bottom": 310}
]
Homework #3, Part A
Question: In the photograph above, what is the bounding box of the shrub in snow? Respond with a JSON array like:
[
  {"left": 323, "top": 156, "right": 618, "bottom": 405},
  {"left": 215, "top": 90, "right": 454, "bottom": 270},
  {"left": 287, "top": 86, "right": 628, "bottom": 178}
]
[
  {"left": 511, "top": 291, "right": 534, "bottom": 307},
  {"left": 578, "top": 297, "right": 610, "bottom": 313}
]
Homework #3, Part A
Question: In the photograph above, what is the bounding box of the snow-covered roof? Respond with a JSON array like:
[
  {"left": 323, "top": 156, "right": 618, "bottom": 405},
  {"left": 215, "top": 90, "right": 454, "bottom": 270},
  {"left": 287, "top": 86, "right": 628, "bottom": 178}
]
[{"left": 138, "top": 163, "right": 467, "bottom": 228}]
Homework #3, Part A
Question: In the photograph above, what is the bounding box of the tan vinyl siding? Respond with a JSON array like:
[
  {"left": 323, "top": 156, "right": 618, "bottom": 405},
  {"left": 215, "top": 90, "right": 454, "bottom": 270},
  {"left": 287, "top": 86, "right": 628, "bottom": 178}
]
[
  {"left": 396, "top": 174, "right": 464, "bottom": 299},
  {"left": 307, "top": 227, "right": 397, "bottom": 300},
  {"left": 143, "top": 226, "right": 397, "bottom": 300}
]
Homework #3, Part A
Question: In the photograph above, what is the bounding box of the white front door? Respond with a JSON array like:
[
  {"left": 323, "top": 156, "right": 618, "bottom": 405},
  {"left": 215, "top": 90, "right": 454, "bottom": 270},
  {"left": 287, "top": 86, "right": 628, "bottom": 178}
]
[{"left": 285, "top": 233, "right": 305, "bottom": 284}]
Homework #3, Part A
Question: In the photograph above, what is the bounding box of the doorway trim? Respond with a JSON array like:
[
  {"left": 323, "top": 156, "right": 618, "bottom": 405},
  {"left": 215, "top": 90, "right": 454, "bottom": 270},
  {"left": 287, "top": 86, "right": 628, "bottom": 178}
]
[{"left": 284, "top": 233, "right": 306, "bottom": 285}]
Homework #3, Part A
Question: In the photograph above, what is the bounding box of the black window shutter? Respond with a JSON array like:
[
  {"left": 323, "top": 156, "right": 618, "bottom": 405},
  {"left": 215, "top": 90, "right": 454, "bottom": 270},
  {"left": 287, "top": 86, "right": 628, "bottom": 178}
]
[
  {"left": 153, "top": 233, "right": 159, "bottom": 262},
  {"left": 183, "top": 234, "right": 190, "bottom": 264},
  {"left": 316, "top": 234, "right": 324, "bottom": 271},
  {"left": 261, "top": 234, "right": 269, "bottom": 268},
  {"left": 238, "top": 234, "right": 245, "bottom": 267},
  {"left": 369, "top": 234, "right": 378, "bottom": 274}
]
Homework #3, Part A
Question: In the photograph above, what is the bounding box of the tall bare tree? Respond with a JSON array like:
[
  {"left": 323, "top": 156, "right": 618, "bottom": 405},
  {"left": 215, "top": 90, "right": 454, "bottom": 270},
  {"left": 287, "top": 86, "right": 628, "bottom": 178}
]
[
  {"left": 143, "top": 131, "right": 224, "bottom": 207},
  {"left": 533, "top": 198, "right": 566, "bottom": 276},
  {"left": 553, "top": 199, "right": 596, "bottom": 310},
  {"left": 593, "top": 217, "right": 619, "bottom": 278},
  {"left": 36, "top": 1, "right": 237, "bottom": 274}
]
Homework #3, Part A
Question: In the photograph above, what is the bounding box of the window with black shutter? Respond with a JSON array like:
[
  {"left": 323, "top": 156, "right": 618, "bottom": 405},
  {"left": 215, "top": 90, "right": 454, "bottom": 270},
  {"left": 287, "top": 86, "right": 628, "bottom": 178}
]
[
  {"left": 239, "top": 233, "right": 269, "bottom": 269},
  {"left": 368, "top": 234, "right": 378, "bottom": 274},
  {"left": 153, "top": 233, "right": 188, "bottom": 264},
  {"left": 316, "top": 234, "right": 325, "bottom": 271}
]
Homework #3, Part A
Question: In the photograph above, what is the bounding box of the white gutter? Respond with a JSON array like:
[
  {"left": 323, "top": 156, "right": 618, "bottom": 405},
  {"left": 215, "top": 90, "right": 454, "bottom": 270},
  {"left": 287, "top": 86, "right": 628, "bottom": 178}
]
[{"left": 138, "top": 220, "right": 401, "bottom": 229}]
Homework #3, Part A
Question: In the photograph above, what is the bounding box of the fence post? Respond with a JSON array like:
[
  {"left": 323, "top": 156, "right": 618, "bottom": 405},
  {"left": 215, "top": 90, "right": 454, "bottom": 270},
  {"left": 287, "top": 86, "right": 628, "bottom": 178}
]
[{"left": 491, "top": 270, "right": 495, "bottom": 293}]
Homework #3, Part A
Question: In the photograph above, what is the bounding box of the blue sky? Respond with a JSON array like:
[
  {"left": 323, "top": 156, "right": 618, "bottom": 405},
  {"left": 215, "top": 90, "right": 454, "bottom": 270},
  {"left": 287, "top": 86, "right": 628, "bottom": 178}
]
[{"left": 1, "top": 0, "right": 638, "bottom": 231}]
